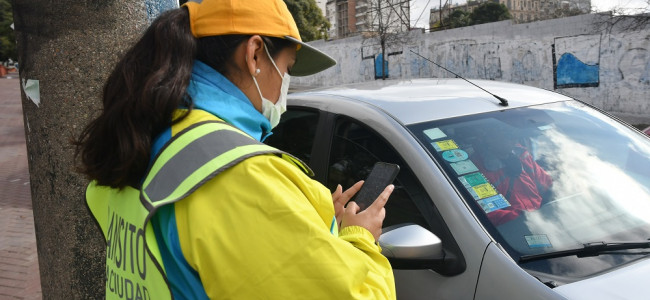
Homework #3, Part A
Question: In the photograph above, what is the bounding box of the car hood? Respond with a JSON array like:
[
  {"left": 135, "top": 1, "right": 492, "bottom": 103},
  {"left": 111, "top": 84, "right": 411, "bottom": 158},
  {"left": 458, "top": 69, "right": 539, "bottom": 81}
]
[{"left": 554, "top": 257, "right": 650, "bottom": 299}]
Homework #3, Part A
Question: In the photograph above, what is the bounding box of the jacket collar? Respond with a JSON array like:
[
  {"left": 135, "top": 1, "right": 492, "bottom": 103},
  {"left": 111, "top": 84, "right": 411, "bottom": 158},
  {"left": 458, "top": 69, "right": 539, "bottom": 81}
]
[{"left": 187, "top": 60, "right": 272, "bottom": 141}]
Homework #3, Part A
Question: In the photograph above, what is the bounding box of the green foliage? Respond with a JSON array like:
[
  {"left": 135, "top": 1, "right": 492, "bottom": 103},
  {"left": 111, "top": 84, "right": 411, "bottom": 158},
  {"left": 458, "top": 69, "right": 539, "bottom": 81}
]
[
  {"left": 284, "top": 0, "right": 330, "bottom": 42},
  {"left": 445, "top": 9, "right": 471, "bottom": 28},
  {"left": 469, "top": 2, "right": 511, "bottom": 25},
  {"left": 0, "top": 0, "right": 16, "bottom": 62},
  {"left": 434, "top": 2, "right": 510, "bottom": 31},
  {"left": 432, "top": 9, "right": 470, "bottom": 30}
]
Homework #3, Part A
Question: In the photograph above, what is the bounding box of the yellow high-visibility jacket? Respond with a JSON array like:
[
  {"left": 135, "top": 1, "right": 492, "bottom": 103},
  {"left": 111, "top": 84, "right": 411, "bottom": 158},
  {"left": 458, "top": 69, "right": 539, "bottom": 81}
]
[
  {"left": 88, "top": 107, "right": 396, "bottom": 299},
  {"left": 169, "top": 110, "right": 395, "bottom": 299}
]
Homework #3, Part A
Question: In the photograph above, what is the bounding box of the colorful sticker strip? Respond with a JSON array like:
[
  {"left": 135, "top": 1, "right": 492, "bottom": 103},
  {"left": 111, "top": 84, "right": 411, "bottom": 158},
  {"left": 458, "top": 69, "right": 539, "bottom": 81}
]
[
  {"left": 431, "top": 139, "right": 458, "bottom": 152},
  {"left": 423, "top": 128, "right": 447, "bottom": 140},
  {"left": 477, "top": 194, "right": 511, "bottom": 213},
  {"left": 525, "top": 234, "right": 553, "bottom": 248}
]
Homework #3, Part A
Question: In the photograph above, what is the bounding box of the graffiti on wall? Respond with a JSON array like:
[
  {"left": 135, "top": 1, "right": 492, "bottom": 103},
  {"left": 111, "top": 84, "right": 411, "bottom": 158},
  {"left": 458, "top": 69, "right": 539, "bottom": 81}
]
[
  {"left": 425, "top": 41, "right": 506, "bottom": 81},
  {"left": 511, "top": 49, "right": 541, "bottom": 84},
  {"left": 553, "top": 35, "right": 601, "bottom": 88},
  {"left": 291, "top": 14, "right": 650, "bottom": 123},
  {"left": 618, "top": 48, "right": 650, "bottom": 86},
  {"left": 427, "top": 41, "right": 477, "bottom": 78},
  {"left": 446, "top": 42, "right": 477, "bottom": 78},
  {"left": 483, "top": 50, "right": 502, "bottom": 80},
  {"left": 407, "top": 46, "right": 431, "bottom": 78},
  {"left": 361, "top": 45, "right": 403, "bottom": 79},
  {"left": 361, "top": 46, "right": 378, "bottom": 80}
]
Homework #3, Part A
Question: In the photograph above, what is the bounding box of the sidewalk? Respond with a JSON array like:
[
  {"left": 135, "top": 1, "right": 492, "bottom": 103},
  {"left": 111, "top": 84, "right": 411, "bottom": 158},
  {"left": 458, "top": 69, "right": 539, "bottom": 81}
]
[{"left": 0, "top": 72, "right": 42, "bottom": 300}]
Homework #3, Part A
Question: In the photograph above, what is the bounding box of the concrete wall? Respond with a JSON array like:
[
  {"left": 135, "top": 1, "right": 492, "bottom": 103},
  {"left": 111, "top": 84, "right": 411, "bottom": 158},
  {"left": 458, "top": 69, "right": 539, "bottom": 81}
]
[{"left": 294, "top": 13, "right": 650, "bottom": 124}]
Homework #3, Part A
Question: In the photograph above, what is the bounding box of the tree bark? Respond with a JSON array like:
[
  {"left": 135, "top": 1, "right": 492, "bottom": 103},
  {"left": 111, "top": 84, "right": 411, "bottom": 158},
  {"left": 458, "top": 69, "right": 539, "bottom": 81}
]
[{"left": 10, "top": 0, "right": 172, "bottom": 298}]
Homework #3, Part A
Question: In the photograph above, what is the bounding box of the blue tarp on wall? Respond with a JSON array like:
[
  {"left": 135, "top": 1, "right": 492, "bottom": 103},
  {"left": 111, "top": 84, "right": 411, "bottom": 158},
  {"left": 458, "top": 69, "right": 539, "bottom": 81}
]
[
  {"left": 375, "top": 54, "right": 389, "bottom": 79},
  {"left": 556, "top": 53, "right": 599, "bottom": 88}
]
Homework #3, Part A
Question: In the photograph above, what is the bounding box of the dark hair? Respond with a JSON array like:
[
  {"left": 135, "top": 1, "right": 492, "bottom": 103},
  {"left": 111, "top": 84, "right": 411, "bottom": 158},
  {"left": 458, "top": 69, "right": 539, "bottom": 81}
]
[
  {"left": 196, "top": 35, "right": 294, "bottom": 77},
  {"left": 75, "top": 7, "right": 296, "bottom": 189}
]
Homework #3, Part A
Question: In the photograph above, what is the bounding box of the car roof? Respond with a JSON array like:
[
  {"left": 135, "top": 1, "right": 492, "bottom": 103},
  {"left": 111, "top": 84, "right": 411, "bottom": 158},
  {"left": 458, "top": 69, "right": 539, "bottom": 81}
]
[{"left": 290, "top": 78, "right": 573, "bottom": 125}]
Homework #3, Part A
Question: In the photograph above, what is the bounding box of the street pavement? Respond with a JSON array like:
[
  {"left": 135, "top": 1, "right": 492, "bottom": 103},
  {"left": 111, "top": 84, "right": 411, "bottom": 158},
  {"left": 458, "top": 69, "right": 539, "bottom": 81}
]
[{"left": 0, "top": 71, "right": 42, "bottom": 300}]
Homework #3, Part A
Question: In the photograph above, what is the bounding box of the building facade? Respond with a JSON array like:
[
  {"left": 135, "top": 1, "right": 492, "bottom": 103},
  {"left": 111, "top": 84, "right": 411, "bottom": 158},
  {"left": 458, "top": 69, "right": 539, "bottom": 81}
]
[
  {"left": 326, "top": 0, "right": 410, "bottom": 39},
  {"left": 315, "top": 0, "right": 327, "bottom": 13},
  {"left": 503, "top": 0, "right": 591, "bottom": 23},
  {"left": 429, "top": 0, "right": 591, "bottom": 28}
]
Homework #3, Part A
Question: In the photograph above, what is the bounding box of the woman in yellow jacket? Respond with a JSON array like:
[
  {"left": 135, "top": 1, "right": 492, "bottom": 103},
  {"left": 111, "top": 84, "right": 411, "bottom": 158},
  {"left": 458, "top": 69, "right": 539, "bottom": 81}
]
[{"left": 75, "top": 0, "right": 396, "bottom": 299}]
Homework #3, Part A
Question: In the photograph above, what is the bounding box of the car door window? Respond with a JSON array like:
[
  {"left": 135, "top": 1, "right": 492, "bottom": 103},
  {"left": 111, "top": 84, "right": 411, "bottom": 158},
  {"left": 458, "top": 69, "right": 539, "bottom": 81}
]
[
  {"left": 327, "top": 118, "right": 429, "bottom": 229},
  {"left": 271, "top": 111, "right": 465, "bottom": 274},
  {"left": 265, "top": 109, "right": 319, "bottom": 165}
]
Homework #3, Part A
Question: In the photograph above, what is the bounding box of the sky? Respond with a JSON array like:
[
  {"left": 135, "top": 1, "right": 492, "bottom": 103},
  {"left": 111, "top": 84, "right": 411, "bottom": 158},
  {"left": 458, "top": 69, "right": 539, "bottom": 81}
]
[{"left": 410, "top": 0, "right": 650, "bottom": 29}]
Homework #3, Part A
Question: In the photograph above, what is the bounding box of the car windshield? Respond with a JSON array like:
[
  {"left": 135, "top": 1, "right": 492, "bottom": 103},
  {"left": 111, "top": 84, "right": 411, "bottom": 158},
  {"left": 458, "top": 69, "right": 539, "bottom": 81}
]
[{"left": 408, "top": 100, "right": 650, "bottom": 278}]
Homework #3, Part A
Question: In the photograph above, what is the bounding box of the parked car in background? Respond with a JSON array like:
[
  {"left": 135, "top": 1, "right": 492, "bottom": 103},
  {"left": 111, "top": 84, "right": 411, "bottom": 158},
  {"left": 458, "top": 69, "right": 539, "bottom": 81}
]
[{"left": 266, "top": 79, "right": 650, "bottom": 300}]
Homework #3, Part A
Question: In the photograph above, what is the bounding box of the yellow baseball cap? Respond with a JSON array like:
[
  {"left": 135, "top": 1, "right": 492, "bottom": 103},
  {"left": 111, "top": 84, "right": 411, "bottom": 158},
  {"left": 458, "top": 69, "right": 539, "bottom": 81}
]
[{"left": 183, "top": 0, "right": 336, "bottom": 77}]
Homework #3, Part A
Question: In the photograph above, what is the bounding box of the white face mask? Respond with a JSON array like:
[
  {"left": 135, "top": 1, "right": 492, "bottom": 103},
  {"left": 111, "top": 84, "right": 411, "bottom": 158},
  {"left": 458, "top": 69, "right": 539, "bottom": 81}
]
[{"left": 252, "top": 43, "right": 290, "bottom": 129}]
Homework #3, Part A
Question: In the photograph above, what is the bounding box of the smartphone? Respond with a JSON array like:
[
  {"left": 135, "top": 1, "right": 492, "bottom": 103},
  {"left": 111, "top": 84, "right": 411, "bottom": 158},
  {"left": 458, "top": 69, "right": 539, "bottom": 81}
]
[{"left": 352, "top": 162, "right": 400, "bottom": 211}]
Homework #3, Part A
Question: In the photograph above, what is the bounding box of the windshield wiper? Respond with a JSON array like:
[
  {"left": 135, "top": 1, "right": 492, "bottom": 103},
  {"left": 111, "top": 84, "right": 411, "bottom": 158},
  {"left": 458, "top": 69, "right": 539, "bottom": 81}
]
[{"left": 519, "top": 241, "right": 650, "bottom": 264}]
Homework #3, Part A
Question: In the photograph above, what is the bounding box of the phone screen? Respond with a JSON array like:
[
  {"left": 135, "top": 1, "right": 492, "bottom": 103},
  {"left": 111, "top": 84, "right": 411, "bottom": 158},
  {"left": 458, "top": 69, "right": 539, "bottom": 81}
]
[{"left": 353, "top": 162, "right": 400, "bottom": 211}]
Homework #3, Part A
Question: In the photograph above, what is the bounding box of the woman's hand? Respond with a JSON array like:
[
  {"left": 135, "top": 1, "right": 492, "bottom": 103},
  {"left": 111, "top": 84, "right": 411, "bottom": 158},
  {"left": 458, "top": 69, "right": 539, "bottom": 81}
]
[
  {"left": 332, "top": 181, "right": 364, "bottom": 228},
  {"left": 340, "top": 184, "right": 394, "bottom": 241}
]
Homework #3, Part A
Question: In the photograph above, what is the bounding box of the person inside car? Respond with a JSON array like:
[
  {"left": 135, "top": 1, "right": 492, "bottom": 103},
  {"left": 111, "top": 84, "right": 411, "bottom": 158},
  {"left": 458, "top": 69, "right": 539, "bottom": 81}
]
[{"left": 474, "top": 128, "right": 552, "bottom": 225}]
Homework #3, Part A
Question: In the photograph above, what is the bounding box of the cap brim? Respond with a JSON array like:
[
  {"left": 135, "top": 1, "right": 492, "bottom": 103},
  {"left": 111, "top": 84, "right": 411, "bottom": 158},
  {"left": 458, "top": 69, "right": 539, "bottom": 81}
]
[{"left": 284, "top": 36, "right": 336, "bottom": 77}]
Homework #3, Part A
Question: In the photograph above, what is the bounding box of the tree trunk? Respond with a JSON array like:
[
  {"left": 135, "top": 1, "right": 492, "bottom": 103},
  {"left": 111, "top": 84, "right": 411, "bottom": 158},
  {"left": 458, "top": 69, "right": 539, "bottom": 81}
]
[{"left": 11, "top": 0, "right": 174, "bottom": 298}]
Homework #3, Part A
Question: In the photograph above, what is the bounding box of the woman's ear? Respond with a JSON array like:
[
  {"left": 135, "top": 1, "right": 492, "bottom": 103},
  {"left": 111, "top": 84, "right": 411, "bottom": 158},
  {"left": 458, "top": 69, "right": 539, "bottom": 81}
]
[{"left": 245, "top": 35, "right": 265, "bottom": 77}]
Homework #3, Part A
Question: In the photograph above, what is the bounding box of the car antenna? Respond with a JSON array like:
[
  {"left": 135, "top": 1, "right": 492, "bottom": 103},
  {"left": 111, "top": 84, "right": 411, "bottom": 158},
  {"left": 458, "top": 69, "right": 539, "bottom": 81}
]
[{"left": 410, "top": 50, "right": 509, "bottom": 107}]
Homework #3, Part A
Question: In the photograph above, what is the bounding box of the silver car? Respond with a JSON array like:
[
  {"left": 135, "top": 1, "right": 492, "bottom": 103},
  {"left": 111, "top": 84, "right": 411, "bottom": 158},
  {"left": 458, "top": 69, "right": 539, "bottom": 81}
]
[{"left": 267, "top": 79, "right": 650, "bottom": 299}]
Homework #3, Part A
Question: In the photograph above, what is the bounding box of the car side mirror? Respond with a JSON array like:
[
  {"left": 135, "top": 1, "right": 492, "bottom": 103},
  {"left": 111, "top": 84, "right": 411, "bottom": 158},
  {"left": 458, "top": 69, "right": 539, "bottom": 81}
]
[{"left": 379, "top": 223, "right": 445, "bottom": 270}]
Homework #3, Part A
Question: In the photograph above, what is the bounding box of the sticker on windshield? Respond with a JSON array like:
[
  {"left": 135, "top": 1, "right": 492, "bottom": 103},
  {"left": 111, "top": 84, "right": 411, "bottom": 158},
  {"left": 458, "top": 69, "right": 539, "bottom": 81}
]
[
  {"left": 465, "top": 183, "right": 498, "bottom": 200},
  {"left": 431, "top": 139, "right": 458, "bottom": 152},
  {"left": 423, "top": 128, "right": 447, "bottom": 140},
  {"left": 525, "top": 234, "right": 553, "bottom": 248},
  {"left": 477, "top": 194, "right": 510, "bottom": 213},
  {"left": 537, "top": 124, "right": 553, "bottom": 131},
  {"left": 459, "top": 172, "right": 488, "bottom": 189},
  {"left": 442, "top": 149, "right": 469, "bottom": 162},
  {"left": 472, "top": 183, "right": 498, "bottom": 199},
  {"left": 450, "top": 160, "right": 478, "bottom": 175}
]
